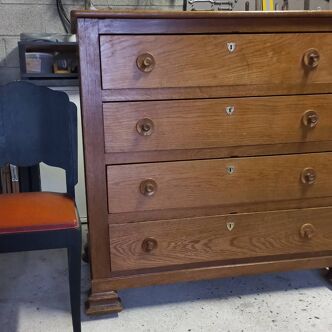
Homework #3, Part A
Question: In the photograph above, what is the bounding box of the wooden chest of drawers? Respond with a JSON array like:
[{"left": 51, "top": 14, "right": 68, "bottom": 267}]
[{"left": 72, "top": 10, "right": 332, "bottom": 315}]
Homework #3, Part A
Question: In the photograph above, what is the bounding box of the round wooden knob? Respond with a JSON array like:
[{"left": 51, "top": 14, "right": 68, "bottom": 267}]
[
  {"left": 142, "top": 238, "right": 158, "bottom": 252},
  {"left": 136, "top": 53, "right": 155, "bottom": 72},
  {"left": 300, "top": 223, "right": 316, "bottom": 239},
  {"left": 302, "top": 110, "right": 319, "bottom": 128},
  {"left": 303, "top": 49, "right": 320, "bottom": 69},
  {"left": 301, "top": 168, "right": 316, "bottom": 185},
  {"left": 140, "top": 179, "right": 157, "bottom": 197},
  {"left": 136, "top": 118, "right": 154, "bottom": 136}
]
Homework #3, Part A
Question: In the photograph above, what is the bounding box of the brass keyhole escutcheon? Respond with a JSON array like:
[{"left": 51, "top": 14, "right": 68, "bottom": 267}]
[
  {"left": 301, "top": 168, "right": 316, "bottom": 185},
  {"left": 136, "top": 53, "right": 155, "bottom": 73},
  {"left": 140, "top": 179, "right": 157, "bottom": 197},
  {"left": 300, "top": 223, "right": 316, "bottom": 240},
  {"left": 225, "top": 106, "right": 235, "bottom": 115},
  {"left": 227, "top": 42, "right": 236, "bottom": 53},
  {"left": 142, "top": 237, "right": 158, "bottom": 252},
  {"left": 302, "top": 110, "right": 319, "bottom": 128},
  {"left": 136, "top": 118, "right": 154, "bottom": 136},
  {"left": 226, "top": 166, "right": 235, "bottom": 175},
  {"left": 226, "top": 222, "right": 235, "bottom": 231},
  {"left": 303, "top": 49, "right": 320, "bottom": 69}
]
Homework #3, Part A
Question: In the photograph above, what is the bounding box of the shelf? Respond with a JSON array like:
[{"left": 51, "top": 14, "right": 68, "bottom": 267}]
[
  {"left": 21, "top": 73, "right": 78, "bottom": 79},
  {"left": 21, "top": 78, "right": 79, "bottom": 87},
  {"left": 18, "top": 39, "right": 79, "bottom": 87}
]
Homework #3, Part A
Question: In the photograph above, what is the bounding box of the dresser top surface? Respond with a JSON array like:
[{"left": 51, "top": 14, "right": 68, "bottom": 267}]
[
  {"left": 71, "top": 9, "right": 332, "bottom": 20},
  {"left": 71, "top": 9, "right": 332, "bottom": 33}
]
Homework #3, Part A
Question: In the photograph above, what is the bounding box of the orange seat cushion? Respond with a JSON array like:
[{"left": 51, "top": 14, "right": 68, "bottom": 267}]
[{"left": 0, "top": 192, "right": 78, "bottom": 234}]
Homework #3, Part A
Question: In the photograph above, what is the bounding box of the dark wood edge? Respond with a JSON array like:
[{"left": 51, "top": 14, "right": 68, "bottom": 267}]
[
  {"left": 105, "top": 142, "right": 332, "bottom": 165},
  {"left": 91, "top": 255, "right": 332, "bottom": 291},
  {"left": 77, "top": 19, "right": 111, "bottom": 278},
  {"left": 71, "top": 10, "right": 332, "bottom": 33},
  {"left": 102, "top": 87, "right": 332, "bottom": 102},
  {"left": 108, "top": 198, "right": 332, "bottom": 224}
]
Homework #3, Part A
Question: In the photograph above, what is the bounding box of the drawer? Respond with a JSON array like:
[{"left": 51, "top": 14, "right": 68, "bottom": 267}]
[
  {"left": 103, "top": 95, "right": 332, "bottom": 153},
  {"left": 100, "top": 33, "right": 332, "bottom": 90},
  {"left": 109, "top": 207, "right": 332, "bottom": 271},
  {"left": 107, "top": 153, "right": 332, "bottom": 214}
]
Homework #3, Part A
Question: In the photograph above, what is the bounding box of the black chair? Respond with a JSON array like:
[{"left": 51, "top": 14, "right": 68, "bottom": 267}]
[{"left": 0, "top": 81, "right": 81, "bottom": 332}]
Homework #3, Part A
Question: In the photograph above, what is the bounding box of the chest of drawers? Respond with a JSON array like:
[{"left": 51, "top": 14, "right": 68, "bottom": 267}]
[{"left": 72, "top": 10, "right": 332, "bottom": 315}]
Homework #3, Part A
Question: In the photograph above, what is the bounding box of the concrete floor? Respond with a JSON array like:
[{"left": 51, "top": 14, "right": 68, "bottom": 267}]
[{"left": 0, "top": 228, "right": 331, "bottom": 332}]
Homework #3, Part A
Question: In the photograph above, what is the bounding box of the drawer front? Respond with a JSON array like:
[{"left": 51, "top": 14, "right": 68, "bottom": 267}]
[
  {"left": 100, "top": 33, "right": 332, "bottom": 90},
  {"left": 109, "top": 207, "right": 332, "bottom": 271},
  {"left": 108, "top": 153, "right": 332, "bottom": 213},
  {"left": 104, "top": 95, "right": 332, "bottom": 153}
]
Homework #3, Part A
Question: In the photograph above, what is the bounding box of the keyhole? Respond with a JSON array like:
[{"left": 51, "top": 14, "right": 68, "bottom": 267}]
[
  {"left": 227, "top": 166, "right": 235, "bottom": 174},
  {"left": 226, "top": 106, "right": 235, "bottom": 115},
  {"left": 227, "top": 42, "right": 236, "bottom": 53}
]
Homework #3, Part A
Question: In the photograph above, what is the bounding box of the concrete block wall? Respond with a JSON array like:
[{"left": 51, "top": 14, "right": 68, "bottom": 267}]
[{"left": 0, "top": 0, "right": 182, "bottom": 85}]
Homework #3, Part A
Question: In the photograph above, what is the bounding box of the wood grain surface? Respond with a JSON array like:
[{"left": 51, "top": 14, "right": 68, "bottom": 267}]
[
  {"left": 100, "top": 33, "right": 332, "bottom": 90},
  {"left": 109, "top": 207, "right": 332, "bottom": 271},
  {"left": 107, "top": 152, "right": 332, "bottom": 214},
  {"left": 77, "top": 20, "right": 111, "bottom": 279},
  {"left": 76, "top": 11, "right": 332, "bottom": 313},
  {"left": 103, "top": 95, "right": 332, "bottom": 153}
]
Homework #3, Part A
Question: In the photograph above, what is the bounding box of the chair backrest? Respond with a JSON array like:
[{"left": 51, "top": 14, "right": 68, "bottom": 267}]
[{"left": 0, "top": 81, "right": 78, "bottom": 198}]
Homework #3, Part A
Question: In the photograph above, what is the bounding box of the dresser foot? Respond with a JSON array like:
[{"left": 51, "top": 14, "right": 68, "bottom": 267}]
[
  {"left": 85, "top": 290, "right": 123, "bottom": 315},
  {"left": 82, "top": 243, "right": 89, "bottom": 263},
  {"left": 325, "top": 267, "right": 332, "bottom": 283}
]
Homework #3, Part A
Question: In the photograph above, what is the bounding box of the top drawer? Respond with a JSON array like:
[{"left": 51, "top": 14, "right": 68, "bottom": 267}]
[{"left": 100, "top": 33, "right": 332, "bottom": 91}]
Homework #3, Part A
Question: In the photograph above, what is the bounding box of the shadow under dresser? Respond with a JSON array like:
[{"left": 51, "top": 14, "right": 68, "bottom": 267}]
[{"left": 71, "top": 10, "right": 332, "bottom": 315}]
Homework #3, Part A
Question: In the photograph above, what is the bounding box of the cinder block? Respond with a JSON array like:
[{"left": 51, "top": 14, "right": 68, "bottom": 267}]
[
  {"left": 0, "top": 39, "right": 6, "bottom": 67},
  {"left": 42, "top": 4, "right": 81, "bottom": 33},
  {"left": 0, "top": 67, "right": 20, "bottom": 85},
  {"left": 4, "top": 37, "right": 20, "bottom": 68},
  {"left": 42, "top": 4, "right": 69, "bottom": 34},
  {"left": 0, "top": 4, "right": 43, "bottom": 35},
  {"left": 0, "top": 0, "right": 80, "bottom": 5},
  {"left": 104, "top": 0, "right": 182, "bottom": 6}
]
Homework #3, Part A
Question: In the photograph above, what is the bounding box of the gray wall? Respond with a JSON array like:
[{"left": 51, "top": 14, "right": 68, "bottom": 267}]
[{"left": 0, "top": 0, "right": 182, "bottom": 84}]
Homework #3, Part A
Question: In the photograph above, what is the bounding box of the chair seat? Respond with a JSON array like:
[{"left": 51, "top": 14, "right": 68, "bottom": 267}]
[{"left": 0, "top": 192, "right": 78, "bottom": 234}]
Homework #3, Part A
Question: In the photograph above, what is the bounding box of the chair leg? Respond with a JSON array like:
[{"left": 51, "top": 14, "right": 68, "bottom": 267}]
[{"left": 67, "top": 233, "right": 82, "bottom": 332}]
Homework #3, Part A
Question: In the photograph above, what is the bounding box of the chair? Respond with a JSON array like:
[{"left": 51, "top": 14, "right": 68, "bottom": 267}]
[{"left": 0, "top": 81, "right": 81, "bottom": 332}]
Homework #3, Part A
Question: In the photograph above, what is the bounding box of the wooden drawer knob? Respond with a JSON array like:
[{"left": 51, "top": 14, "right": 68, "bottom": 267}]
[
  {"left": 300, "top": 223, "right": 316, "bottom": 239},
  {"left": 302, "top": 110, "right": 319, "bottom": 128},
  {"left": 142, "top": 237, "right": 158, "bottom": 252},
  {"left": 301, "top": 168, "right": 316, "bottom": 185},
  {"left": 136, "top": 53, "right": 155, "bottom": 73},
  {"left": 136, "top": 118, "right": 154, "bottom": 136},
  {"left": 303, "top": 49, "right": 320, "bottom": 69},
  {"left": 140, "top": 179, "right": 157, "bottom": 196}
]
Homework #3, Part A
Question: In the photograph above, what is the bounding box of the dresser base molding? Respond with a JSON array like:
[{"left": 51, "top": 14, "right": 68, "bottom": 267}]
[
  {"left": 85, "top": 290, "right": 123, "bottom": 315},
  {"left": 90, "top": 255, "right": 332, "bottom": 296}
]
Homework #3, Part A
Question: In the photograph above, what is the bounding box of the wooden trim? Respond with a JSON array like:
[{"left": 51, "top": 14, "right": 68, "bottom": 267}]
[
  {"left": 77, "top": 19, "right": 110, "bottom": 278},
  {"left": 105, "top": 142, "right": 332, "bottom": 165},
  {"left": 71, "top": 11, "right": 332, "bottom": 34},
  {"left": 97, "top": 17, "right": 332, "bottom": 35},
  {"left": 72, "top": 10, "right": 332, "bottom": 20},
  {"left": 108, "top": 197, "right": 332, "bottom": 224},
  {"left": 102, "top": 86, "right": 332, "bottom": 102},
  {"left": 91, "top": 255, "right": 332, "bottom": 291}
]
